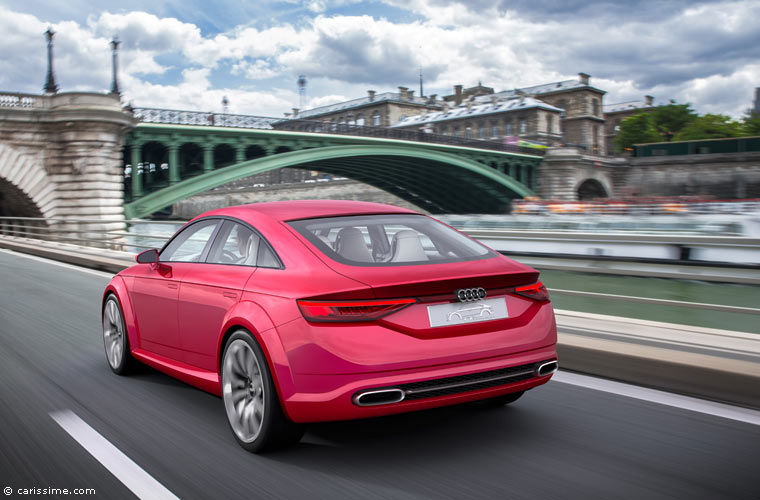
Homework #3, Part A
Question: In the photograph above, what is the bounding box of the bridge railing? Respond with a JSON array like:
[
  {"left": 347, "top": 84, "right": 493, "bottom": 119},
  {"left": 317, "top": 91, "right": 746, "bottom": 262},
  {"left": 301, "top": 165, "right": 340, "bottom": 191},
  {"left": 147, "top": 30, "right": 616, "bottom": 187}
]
[
  {"left": 2, "top": 216, "right": 759, "bottom": 316},
  {"left": 131, "top": 107, "right": 545, "bottom": 156},
  {"left": 0, "top": 92, "right": 46, "bottom": 109}
]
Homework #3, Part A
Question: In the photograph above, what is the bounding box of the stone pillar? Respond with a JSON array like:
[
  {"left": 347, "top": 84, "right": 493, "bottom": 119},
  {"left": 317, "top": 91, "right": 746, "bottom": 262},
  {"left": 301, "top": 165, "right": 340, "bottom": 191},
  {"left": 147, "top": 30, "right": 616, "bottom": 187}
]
[
  {"left": 235, "top": 143, "right": 245, "bottom": 163},
  {"left": 168, "top": 144, "right": 180, "bottom": 185},
  {"left": 131, "top": 143, "right": 143, "bottom": 198},
  {"left": 537, "top": 148, "right": 582, "bottom": 200},
  {"left": 203, "top": 145, "right": 214, "bottom": 172}
]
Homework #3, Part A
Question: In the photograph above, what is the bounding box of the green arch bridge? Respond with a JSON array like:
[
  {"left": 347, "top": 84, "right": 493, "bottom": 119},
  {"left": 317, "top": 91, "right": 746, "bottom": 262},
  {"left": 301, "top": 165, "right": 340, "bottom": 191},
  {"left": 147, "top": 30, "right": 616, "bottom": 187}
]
[{"left": 125, "top": 121, "right": 542, "bottom": 218}]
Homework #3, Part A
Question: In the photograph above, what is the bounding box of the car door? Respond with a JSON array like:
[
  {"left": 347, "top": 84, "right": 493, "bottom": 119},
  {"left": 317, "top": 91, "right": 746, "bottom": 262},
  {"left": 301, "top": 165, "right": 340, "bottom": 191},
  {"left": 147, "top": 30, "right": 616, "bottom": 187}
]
[
  {"left": 130, "top": 218, "right": 220, "bottom": 360},
  {"left": 177, "top": 220, "right": 261, "bottom": 370}
]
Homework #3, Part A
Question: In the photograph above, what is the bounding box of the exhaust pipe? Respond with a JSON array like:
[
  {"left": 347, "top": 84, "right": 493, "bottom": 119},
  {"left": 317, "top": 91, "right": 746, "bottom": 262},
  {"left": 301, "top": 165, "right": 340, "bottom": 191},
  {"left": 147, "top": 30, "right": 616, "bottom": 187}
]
[
  {"left": 353, "top": 388, "right": 405, "bottom": 407},
  {"left": 536, "top": 360, "right": 558, "bottom": 377}
]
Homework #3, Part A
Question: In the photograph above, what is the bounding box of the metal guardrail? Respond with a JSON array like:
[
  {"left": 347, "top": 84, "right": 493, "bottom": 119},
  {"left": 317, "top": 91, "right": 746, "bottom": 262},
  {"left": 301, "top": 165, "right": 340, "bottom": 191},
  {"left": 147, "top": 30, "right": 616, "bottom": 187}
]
[
  {"left": 1, "top": 216, "right": 759, "bottom": 316},
  {"left": 0, "top": 217, "right": 180, "bottom": 251},
  {"left": 131, "top": 107, "right": 545, "bottom": 156},
  {"left": 548, "top": 288, "right": 760, "bottom": 315}
]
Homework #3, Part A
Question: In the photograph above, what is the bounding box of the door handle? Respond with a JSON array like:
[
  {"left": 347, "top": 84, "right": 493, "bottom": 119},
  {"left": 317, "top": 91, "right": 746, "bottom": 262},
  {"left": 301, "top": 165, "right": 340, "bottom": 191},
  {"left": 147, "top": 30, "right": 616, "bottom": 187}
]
[
  {"left": 223, "top": 292, "right": 238, "bottom": 299},
  {"left": 167, "top": 283, "right": 179, "bottom": 289}
]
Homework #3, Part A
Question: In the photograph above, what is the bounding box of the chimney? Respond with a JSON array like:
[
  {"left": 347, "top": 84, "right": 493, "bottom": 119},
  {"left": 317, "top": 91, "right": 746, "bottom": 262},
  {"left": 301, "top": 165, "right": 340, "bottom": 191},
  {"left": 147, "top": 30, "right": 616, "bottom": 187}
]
[
  {"left": 645, "top": 95, "right": 654, "bottom": 106},
  {"left": 368, "top": 90, "right": 376, "bottom": 101},
  {"left": 578, "top": 72, "right": 590, "bottom": 85},
  {"left": 454, "top": 85, "right": 463, "bottom": 106},
  {"left": 491, "top": 95, "right": 498, "bottom": 105},
  {"left": 442, "top": 101, "right": 449, "bottom": 112},
  {"left": 407, "top": 89, "right": 415, "bottom": 101},
  {"left": 292, "top": 108, "right": 299, "bottom": 118},
  {"left": 398, "top": 86, "right": 408, "bottom": 100},
  {"left": 428, "top": 93, "right": 437, "bottom": 104}
]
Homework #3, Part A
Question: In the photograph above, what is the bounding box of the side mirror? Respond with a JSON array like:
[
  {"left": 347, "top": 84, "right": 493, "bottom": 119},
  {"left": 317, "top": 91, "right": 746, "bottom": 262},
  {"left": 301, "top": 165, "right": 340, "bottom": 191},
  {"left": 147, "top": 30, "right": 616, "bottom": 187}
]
[{"left": 136, "top": 249, "right": 159, "bottom": 264}]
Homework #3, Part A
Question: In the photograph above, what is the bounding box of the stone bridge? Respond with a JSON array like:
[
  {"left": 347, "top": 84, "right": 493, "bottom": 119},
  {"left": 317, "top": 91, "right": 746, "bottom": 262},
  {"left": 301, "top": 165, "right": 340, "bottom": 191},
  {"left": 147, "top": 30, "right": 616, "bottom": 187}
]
[{"left": 0, "top": 92, "right": 133, "bottom": 235}]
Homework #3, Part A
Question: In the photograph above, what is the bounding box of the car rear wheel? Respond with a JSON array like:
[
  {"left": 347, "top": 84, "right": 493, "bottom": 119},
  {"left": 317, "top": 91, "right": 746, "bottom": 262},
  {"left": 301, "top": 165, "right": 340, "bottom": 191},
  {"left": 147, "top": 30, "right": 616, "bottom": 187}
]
[
  {"left": 221, "top": 331, "right": 304, "bottom": 453},
  {"left": 102, "top": 295, "right": 137, "bottom": 375}
]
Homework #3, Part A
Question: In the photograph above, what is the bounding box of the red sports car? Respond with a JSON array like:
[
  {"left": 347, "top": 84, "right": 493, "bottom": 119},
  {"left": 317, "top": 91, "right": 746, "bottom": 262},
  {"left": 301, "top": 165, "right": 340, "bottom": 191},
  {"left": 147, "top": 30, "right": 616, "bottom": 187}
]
[{"left": 102, "top": 200, "right": 557, "bottom": 452}]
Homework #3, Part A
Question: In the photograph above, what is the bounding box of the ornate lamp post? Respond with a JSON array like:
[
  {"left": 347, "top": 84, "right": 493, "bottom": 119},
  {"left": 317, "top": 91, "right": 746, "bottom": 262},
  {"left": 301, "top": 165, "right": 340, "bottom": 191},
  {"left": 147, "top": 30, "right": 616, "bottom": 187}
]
[
  {"left": 110, "top": 37, "right": 121, "bottom": 95},
  {"left": 43, "top": 27, "right": 59, "bottom": 94}
]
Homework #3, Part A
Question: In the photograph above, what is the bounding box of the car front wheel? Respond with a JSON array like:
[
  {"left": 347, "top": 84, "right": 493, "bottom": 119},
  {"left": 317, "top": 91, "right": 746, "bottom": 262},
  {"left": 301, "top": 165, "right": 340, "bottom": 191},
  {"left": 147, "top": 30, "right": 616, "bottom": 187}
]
[
  {"left": 221, "top": 330, "right": 304, "bottom": 453},
  {"left": 102, "top": 295, "right": 136, "bottom": 375}
]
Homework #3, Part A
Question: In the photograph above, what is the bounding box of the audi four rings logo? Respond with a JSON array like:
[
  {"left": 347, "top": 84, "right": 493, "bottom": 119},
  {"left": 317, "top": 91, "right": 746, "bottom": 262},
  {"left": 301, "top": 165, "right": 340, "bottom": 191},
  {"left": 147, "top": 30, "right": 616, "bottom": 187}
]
[{"left": 455, "top": 287, "right": 486, "bottom": 302}]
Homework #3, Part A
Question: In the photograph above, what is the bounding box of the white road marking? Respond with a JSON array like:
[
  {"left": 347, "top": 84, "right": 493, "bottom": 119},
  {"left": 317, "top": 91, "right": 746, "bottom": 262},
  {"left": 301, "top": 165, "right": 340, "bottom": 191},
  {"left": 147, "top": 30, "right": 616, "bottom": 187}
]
[
  {"left": 553, "top": 370, "right": 760, "bottom": 426},
  {"left": 50, "top": 410, "right": 180, "bottom": 500},
  {"left": 0, "top": 248, "right": 115, "bottom": 278}
]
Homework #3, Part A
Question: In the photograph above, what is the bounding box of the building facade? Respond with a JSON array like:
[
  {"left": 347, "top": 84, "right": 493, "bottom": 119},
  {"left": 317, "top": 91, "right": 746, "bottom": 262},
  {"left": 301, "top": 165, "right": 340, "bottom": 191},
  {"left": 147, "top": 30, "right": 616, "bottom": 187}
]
[
  {"left": 603, "top": 95, "right": 655, "bottom": 154},
  {"left": 288, "top": 87, "right": 441, "bottom": 128},
  {"left": 282, "top": 73, "right": 646, "bottom": 156},
  {"left": 391, "top": 94, "right": 564, "bottom": 146}
]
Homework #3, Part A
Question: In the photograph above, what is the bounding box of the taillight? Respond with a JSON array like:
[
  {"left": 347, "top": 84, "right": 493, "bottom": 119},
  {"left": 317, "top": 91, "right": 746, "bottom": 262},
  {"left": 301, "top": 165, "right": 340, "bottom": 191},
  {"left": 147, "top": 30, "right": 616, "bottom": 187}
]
[
  {"left": 513, "top": 282, "right": 550, "bottom": 301},
  {"left": 297, "top": 298, "right": 416, "bottom": 322}
]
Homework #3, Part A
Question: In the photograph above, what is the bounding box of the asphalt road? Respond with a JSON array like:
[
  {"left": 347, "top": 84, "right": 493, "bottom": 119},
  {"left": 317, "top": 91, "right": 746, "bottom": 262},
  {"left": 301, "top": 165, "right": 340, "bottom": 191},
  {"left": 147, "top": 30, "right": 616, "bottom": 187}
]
[{"left": 1, "top": 249, "right": 759, "bottom": 500}]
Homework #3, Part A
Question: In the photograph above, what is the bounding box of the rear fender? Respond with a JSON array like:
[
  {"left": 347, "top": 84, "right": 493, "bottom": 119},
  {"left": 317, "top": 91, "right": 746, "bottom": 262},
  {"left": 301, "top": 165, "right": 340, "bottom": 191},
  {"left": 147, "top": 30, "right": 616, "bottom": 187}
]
[
  {"left": 217, "top": 300, "right": 297, "bottom": 412},
  {"left": 103, "top": 277, "right": 139, "bottom": 352}
]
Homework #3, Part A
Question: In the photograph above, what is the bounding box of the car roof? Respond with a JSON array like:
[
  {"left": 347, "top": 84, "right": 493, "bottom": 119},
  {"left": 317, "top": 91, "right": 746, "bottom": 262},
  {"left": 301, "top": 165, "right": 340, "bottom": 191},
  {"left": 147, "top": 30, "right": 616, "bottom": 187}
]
[{"left": 195, "top": 200, "right": 419, "bottom": 223}]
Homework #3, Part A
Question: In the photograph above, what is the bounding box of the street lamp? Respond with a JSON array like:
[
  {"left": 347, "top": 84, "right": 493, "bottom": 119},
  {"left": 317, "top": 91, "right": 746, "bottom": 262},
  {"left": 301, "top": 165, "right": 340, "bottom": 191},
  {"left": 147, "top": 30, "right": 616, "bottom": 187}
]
[{"left": 222, "top": 96, "right": 229, "bottom": 126}]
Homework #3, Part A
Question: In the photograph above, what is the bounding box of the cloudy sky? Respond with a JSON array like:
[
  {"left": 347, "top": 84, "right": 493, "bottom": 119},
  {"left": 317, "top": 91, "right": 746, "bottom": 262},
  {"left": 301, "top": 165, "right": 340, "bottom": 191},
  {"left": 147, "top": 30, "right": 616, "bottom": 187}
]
[{"left": 1, "top": 0, "right": 758, "bottom": 118}]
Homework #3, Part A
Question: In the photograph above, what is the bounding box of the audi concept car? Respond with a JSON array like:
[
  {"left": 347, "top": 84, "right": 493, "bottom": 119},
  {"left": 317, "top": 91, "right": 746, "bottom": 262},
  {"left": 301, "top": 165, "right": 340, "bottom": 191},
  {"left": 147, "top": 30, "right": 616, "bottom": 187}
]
[{"left": 102, "top": 200, "right": 558, "bottom": 452}]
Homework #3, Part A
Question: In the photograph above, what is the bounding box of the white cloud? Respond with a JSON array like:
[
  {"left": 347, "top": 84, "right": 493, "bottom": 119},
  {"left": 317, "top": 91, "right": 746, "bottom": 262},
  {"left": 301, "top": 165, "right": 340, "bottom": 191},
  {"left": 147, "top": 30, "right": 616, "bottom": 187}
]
[
  {"left": 231, "top": 59, "right": 281, "bottom": 80},
  {"left": 0, "top": 1, "right": 757, "bottom": 122}
]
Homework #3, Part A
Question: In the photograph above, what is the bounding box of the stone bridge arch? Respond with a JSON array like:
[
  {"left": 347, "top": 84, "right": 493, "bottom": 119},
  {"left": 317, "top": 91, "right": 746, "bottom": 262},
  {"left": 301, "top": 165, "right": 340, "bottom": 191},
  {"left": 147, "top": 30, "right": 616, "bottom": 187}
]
[{"left": 0, "top": 143, "right": 56, "bottom": 218}]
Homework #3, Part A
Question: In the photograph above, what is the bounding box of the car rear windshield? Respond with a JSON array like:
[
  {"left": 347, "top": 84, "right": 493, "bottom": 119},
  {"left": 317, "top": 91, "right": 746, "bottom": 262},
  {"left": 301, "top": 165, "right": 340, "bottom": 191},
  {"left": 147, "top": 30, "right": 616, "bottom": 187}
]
[{"left": 288, "top": 214, "right": 494, "bottom": 266}]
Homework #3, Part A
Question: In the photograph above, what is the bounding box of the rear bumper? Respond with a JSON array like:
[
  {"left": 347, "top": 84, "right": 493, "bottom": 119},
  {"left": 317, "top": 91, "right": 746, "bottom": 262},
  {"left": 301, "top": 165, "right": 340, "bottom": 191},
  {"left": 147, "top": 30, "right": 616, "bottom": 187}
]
[{"left": 281, "top": 344, "right": 557, "bottom": 423}]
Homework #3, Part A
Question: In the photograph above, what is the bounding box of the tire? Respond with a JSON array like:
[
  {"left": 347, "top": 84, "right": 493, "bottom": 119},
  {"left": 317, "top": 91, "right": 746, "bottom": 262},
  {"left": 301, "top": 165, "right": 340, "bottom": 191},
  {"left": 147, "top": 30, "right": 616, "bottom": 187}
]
[
  {"left": 221, "top": 330, "right": 304, "bottom": 453},
  {"left": 102, "top": 294, "right": 137, "bottom": 375},
  {"left": 475, "top": 390, "right": 525, "bottom": 408}
]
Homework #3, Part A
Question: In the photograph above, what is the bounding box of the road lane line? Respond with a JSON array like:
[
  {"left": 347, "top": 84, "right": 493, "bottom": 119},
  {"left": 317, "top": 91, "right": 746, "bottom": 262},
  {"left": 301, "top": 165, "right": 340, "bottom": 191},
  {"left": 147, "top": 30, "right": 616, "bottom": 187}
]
[
  {"left": 0, "top": 249, "right": 115, "bottom": 278},
  {"left": 553, "top": 370, "right": 760, "bottom": 426},
  {"left": 50, "top": 410, "right": 180, "bottom": 500}
]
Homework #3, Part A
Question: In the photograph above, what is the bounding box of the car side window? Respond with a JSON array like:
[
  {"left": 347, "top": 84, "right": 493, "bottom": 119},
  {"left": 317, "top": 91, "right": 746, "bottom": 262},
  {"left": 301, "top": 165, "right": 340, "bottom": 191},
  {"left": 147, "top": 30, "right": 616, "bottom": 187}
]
[
  {"left": 160, "top": 220, "right": 219, "bottom": 262},
  {"left": 207, "top": 221, "right": 260, "bottom": 266},
  {"left": 256, "top": 241, "right": 280, "bottom": 268}
]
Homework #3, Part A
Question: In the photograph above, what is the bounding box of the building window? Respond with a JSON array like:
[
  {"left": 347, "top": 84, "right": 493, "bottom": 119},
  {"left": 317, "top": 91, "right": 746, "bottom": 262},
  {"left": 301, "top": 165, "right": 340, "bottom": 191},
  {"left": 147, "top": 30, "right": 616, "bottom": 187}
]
[
  {"left": 356, "top": 115, "right": 365, "bottom": 126},
  {"left": 546, "top": 114, "right": 553, "bottom": 133},
  {"left": 492, "top": 122, "right": 499, "bottom": 137},
  {"left": 505, "top": 122, "right": 512, "bottom": 135},
  {"left": 465, "top": 124, "right": 472, "bottom": 139},
  {"left": 593, "top": 99, "right": 600, "bottom": 116},
  {"left": 453, "top": 126, "right": 460, "bottom": 137},
  {"left": 372, "top": 112, "right": 381, "bottom": 126},
  {"left": 347, "top": 115, "right": 355, "bottom": 126},
  {"left": 479, "top": 123, "right": 486, "bottom": 138},
  {"left": 519, "top": 119, "right": 526, "bottom": 134}
]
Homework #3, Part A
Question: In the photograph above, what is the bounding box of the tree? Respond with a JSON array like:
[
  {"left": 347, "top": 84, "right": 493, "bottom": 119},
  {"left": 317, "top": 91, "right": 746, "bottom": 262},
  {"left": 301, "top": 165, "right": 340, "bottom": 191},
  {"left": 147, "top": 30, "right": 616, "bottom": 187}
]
[
  {"left": 649, "top": 101, "right": 698, "bottom": 141},
  {"left": 673, "top": 114, "right": 742, "bottom": 141},
  {"left": 614, "top": 112, "right": 660, "bottom": 152},
  {"left": 742, "top": 110, "right": 760, "bottom": 136}
]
